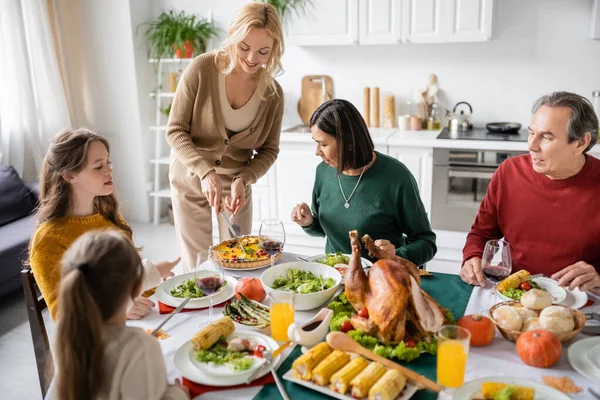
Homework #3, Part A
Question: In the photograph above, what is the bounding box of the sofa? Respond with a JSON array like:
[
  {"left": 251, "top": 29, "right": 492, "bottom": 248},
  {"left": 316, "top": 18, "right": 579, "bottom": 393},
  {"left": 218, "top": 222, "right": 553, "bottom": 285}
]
[{"left": 0, "top": 166, "right": 38, "bottom": 297}]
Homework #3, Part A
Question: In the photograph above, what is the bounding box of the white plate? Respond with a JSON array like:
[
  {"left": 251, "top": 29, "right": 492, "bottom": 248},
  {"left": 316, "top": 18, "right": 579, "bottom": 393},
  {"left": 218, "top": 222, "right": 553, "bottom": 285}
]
[
  {"left": 453, "top": 376, "right": 570, "bottom": 400},
  {"left": 494, "top": 277, "right": 588, "bottom": 309},
  {"left": 569, "top": 337, "right": 600, "bottom": 383},
  {"left": 174, "top": 330, "right": 280, "bottom": 386},
  {"left": 308, "top": 253, "right": 373, "bottom": 268},
  {"left": 282, "top": 369, "right": 418, "bottom": 400},
  {"left": 155, "top": 273, "right": 237, "bottom": 309},
  {"left": 190, "top": 331, "right": 268, "bottom": 377},
  {"left": 588, "top": 343, "right": 600, "bottom": 372}
]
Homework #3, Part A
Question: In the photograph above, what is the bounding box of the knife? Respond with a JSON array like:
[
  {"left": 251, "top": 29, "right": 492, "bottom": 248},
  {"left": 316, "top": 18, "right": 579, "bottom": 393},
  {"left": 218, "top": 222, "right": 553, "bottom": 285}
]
[
  {"left": 150, "top": 297, "right": 190, "bottom": 337},
  {"left": 219, "top": 209, "right": 246, "bottom": 255},
  {"left": 582, "top": 326, "right": 600, "bottom": 336}
]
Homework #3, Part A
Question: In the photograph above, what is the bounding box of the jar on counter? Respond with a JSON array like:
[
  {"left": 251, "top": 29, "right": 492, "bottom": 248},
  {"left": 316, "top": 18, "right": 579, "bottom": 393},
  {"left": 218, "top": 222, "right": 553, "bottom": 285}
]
[
  {"left": 383, "top": 94, "right": 396, "bottom": 129},
  {"left": 427, "top": 103, "right": 441, "bottom": 130}
]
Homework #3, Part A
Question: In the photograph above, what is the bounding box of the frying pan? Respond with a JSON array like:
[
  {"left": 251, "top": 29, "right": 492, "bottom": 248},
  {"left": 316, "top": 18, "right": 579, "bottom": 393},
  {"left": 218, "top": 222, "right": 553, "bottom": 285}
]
[{"left": 486, "top": 122, "right": 522, "bottom": 133}]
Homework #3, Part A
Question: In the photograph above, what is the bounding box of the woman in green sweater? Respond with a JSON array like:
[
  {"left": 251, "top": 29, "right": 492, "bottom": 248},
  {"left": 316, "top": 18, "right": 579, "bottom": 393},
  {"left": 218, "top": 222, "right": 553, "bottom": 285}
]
[{"left": 291, "top": 99, "right": 436, "bottom": 266}]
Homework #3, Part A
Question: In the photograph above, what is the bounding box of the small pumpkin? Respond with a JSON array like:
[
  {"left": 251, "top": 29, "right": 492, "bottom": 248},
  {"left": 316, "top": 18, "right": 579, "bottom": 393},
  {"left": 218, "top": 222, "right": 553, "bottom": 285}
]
[
  {"left": 235, "top": 277, "right": 266, "bottom": 302},
  {"left": 457, "top": 314, "right": 495, "bottom": 346},
  {"left": 516, "top": 329, "right": 562, "bottom": 368}
]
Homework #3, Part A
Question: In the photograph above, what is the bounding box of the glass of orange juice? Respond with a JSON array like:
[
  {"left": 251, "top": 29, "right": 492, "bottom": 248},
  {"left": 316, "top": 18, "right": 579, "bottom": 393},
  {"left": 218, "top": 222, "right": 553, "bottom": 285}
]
[
  {"left": 436, "top": 325, "right": 471, "bottom": 391},
  {"left": 269, "top": 289, "right": 294, "bottom": 341}
]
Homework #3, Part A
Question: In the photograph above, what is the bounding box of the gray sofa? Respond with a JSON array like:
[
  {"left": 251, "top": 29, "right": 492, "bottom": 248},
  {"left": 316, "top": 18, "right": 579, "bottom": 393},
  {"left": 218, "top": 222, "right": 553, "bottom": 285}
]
[{"left": 0, "top": 166, "right": 38, "bottom": 297}]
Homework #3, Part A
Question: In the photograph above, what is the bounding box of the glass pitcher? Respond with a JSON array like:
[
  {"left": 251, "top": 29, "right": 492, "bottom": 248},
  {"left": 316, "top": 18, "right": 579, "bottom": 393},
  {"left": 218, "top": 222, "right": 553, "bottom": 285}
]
[{"left": 268, "top": 289, "right": 295, "bottom": 342}]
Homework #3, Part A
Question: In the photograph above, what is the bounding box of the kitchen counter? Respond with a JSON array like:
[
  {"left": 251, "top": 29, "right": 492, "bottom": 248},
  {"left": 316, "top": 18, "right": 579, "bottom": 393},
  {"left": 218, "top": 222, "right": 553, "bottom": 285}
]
[{"left": 281, "top": 126, "right": 396, "bottom": 145}]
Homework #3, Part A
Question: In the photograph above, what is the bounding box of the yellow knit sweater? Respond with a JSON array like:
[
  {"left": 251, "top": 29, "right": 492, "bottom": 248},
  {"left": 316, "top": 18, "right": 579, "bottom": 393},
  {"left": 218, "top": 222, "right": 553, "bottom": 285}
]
[{"left": 29, "top": 214, "right": 160, "bottom": 320}]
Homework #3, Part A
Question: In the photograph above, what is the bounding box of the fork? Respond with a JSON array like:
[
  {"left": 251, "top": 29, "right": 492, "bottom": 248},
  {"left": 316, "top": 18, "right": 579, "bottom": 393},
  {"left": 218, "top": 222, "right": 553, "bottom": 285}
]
[
  {"left": 589, "top": 387, "right": 600, "bottom": 400},
  {"left": 261, "top": 349, "right": 290, "bottom": 400}
]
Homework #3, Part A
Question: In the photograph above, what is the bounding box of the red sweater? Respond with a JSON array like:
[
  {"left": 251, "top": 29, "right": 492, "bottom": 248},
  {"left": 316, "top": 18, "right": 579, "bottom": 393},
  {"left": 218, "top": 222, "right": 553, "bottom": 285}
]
[{"left": 463, "top": 154, "right": 600, "bottom": 276}]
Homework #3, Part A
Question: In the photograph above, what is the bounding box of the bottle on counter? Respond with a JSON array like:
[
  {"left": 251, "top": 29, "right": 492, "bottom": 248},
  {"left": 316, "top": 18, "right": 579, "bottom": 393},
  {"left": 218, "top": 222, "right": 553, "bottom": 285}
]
[{"left": 427, "top": 103, "right": 441, "bottom": 130}]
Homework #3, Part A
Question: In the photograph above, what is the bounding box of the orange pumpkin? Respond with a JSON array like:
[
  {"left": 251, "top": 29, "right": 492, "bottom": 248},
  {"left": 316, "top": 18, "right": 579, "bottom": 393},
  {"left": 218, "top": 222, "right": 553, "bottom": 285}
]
[
  {"left": 516, "top": 329, "right": 562, "bottom": 368},
  {"left": 457, "top": 314, "right": 495, "bottom": 347},
  {"left": 235, "top": 277, "right": 266, "bottom": 302}
]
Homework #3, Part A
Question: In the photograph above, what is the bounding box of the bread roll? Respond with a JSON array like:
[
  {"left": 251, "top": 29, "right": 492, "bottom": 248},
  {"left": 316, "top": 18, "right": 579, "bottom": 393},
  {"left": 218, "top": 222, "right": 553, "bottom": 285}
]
[
  {"left": 522, "top": 317, "right": 542, "bottom": 331},
  {"left": 515, "top": 307, "right": 538, "bottom": 322},
  {"left": 520, "top": 289, "right": 553, "bottom": 310},
  {"left": 539, "top": 306, "right": 574, "bottom": 334},
  {"left": 492, "top": 305, "right": 523, "bottom": 331}
]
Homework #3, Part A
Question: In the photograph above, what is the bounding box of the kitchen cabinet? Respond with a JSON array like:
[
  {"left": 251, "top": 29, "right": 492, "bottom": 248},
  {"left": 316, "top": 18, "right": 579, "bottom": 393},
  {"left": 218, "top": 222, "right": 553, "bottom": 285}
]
[
  {"left": 402, "top": 0, "right": 494, "bottom": 43},
  {"left": 387, "top": 146, "right": 433, "bottom": 215},
  {"left": 358, "top": 0, "right": 403, "bottom": 45}
]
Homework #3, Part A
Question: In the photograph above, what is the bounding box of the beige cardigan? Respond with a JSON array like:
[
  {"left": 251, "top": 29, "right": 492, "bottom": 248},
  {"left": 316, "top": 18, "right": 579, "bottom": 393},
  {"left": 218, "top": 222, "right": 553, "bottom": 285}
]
[{"left": 166, "top": 52, "right": 284, "bottom": 185}]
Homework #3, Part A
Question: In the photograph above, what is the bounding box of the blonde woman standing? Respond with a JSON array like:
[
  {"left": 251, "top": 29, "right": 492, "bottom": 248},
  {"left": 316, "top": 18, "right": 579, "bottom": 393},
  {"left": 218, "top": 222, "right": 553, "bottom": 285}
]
[{"left": 167, "top": 3, "right": 284, "bottom": 271}]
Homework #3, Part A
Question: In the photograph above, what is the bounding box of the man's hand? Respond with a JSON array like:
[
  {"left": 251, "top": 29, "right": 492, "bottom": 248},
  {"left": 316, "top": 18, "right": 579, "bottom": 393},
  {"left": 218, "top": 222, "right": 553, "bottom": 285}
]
[
  {"left": 459, "top": 257, "right": 486, "bottom": 287},
  {"left": 291, "top": 203, "right": 313, "bottom": 227},
  {"left": 226, "top": 177, "right": 246, "bottom": 216},
  {"left": 126, "top": 297, "right": 155, "bottom": 320},
  {"left": 155, "top": 257, "right": 180, "bottom": 279},
  {"left": 374, "top": 239, "right": 396, "bottom": 259},
  {"left": 552, "top": 261, "right": 600, "bottom": 292},
  {"left": 201, "top": 171, "right": 223, "bottom": 213}
]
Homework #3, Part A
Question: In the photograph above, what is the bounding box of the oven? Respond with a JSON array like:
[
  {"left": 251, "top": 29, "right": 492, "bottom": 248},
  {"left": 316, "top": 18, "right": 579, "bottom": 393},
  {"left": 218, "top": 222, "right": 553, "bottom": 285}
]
[{"left": 431, "top": 148, "right": 527, "bottom": 232}]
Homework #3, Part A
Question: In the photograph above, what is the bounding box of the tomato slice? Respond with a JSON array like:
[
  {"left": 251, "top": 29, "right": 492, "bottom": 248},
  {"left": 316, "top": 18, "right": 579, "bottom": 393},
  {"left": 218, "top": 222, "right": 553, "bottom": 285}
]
[
  {"left": 358, "top": 308, "right": 369, "bottom": 318},
  {"left": 253, "top": 345, "right": 266, "bottom": 358},
  {"left": 340, "top": 320, "right": 353, "bottom": 333},
  {"left": 519, "top": 281, "right": 532, "bottom": 291},
  {"left": 405, "top": 340, "right": 416, "bottom": 348}
]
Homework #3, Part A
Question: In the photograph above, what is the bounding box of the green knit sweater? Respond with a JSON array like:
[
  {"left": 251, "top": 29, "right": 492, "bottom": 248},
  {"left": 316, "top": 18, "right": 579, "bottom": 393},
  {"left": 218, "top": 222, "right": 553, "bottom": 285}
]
[{"left": 303, "top": 152, "right": 437, "bottom": 266}]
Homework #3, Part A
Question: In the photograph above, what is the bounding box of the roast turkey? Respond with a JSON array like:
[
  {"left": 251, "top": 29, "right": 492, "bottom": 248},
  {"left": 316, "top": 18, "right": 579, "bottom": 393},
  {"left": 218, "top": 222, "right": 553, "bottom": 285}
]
[{"left": 344, "top": 230, "right": 447, "bottom": 344}]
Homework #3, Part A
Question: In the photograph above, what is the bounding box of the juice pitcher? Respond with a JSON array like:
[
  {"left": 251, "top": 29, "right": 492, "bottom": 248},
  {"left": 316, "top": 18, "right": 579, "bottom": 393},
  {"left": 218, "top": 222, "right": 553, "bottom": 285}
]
[{"left": 268, "top": 289, "right": 294, "bottom": 342}]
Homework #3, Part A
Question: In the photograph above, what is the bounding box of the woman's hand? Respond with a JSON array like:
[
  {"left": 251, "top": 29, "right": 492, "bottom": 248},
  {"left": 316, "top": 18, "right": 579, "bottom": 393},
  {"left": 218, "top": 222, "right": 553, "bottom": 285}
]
[
  {"left": 126, "top": 297, "right": 154, "bottom": 320},
  {"left": 174, "top": 378, "right": 191, "bottom": 399},
  {"left": 226, "top": 177, "right": 246, "bottom": 216},
  {"left": 201, "top": 171, "right": 223, "bottom": 213},
  {"left": 154, "top": 257, "right": 180, "bottom": 279},
  {"left": 374, "top": 239, "right": 396, "bottom": 259},
  {"left": 291, "top": 203, "right": 314, "bottom": 227}
]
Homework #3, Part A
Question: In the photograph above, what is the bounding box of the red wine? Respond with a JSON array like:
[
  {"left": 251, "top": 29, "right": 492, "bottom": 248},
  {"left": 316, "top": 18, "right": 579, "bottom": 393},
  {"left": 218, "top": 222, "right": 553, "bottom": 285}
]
[
  {"left": 483, "top": 266, "right": 510, "bottom": 282},
  {"left": 261, "top": 240, "right": 282, "bottom": 256},
  {"left": 196, "top": 276, "right": 223, "bottom": 295}
]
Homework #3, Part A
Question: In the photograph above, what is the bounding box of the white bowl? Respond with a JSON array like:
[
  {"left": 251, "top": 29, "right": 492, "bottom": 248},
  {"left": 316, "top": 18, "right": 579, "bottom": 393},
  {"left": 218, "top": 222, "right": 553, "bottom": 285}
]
[{"left": 260, "top": 262, "right": 342, "bottom": 311}]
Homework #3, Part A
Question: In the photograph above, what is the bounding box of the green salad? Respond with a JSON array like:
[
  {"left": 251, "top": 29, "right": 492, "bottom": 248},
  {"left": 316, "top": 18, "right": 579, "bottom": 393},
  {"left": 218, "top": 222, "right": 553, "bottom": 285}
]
[
  {"left": 315, "top": 252, "right": 350, "bottom": 267},
  {"left": 194, "top": 338, "right": 254, "bottom": 372},
  {"left": 501, "top": 280, "right": 543, "bottom": 300},
  {"left": 271, "top": 269, "right": 336, "bottom": 294},
  {"left": 170, "top": 279, "right": 226, "bottom": 298}
]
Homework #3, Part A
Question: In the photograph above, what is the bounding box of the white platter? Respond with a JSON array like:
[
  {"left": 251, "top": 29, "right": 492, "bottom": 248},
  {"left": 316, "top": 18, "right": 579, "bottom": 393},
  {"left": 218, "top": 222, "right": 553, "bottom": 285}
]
[
  {"left": 568, "top": 337, "right": 600, "bottom": 383},
  {"left": 453, "top": 376, "right": 570, "bottom": 400},
  {"left": 155, "top": 272, "right": 237, "bottom": 309},
  {"left": 494, "top": 277, "right": 588, "bottom": 309},
  {"left": 588, "top": 343, "right": 600, "bottom": 372},
  {"left": 308, "top": 253, "right": 373, "bottom": 268},
  {"left": 282, "top": 369, "right": 418, "bottom": 400},
  {"left": 174, "top": 330, "right": 280, "bottom": 386}
]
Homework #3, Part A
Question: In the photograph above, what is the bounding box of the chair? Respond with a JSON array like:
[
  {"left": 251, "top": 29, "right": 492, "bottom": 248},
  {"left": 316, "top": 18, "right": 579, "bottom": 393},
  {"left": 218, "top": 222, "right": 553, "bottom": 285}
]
[{"left": 21, "top": 267, "right": 52, "bottom": 398}]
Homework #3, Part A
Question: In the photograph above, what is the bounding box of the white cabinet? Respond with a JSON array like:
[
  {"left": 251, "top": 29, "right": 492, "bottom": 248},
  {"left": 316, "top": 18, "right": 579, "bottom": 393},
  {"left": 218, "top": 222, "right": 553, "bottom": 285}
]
[
  {"left": 286, "top": 0, "right": 359, "bottom": 46},
  {"left": 387, "top": 146, "right": 433, "bottom": 215},
  {"left": 402, "top": 0, "right": 493, "bottom": 43},
  {"left": 358, "top": 0, "right": 402, "bottom": 45}
]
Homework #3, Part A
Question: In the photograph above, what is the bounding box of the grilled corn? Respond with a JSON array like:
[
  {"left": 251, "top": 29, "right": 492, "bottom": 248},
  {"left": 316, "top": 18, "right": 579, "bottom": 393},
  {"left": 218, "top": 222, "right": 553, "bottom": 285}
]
[
  {"left": 330, "top": 357, "right": 369, "bottom": 394},
  {"left": 312, "top": 350, "right": 350, "bottom": 385},
  {"left": 481, "top": 382, "right": 535, "bottom": 400},
  {"left": 368, "top": 369, "right": 406, "bottom": 400},
  {"left": 350, "top": 362, "right": 387, "bottom": 398},
  {"left": 496, "top": 270, "right": 531, "bottom": 293},
  {"left": 292, "top": 342, "right": 332, "bottom": 380},
  {"left": 191, "top": 316, "right": 234, "bottom": 351}
]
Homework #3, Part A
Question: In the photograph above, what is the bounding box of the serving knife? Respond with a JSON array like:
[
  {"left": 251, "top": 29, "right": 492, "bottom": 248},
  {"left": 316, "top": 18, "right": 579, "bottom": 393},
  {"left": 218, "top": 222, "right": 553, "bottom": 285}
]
[
  {"left": 150, "top": 297, "right": 190, "bottom": 337},
  {"left": 219, "top": 208, "right": 246, "bottom": 255}
]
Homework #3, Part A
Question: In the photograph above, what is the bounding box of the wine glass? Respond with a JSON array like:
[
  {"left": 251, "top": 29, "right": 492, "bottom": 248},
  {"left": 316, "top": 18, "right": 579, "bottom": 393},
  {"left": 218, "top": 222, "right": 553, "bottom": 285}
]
[
  {"left": 259, "top": 219, "right": 286, "bottom": 269},
  {"left": 482, "top": 239, "right": 512, "bottom": 301},
  {"left": 194, "top": 249, "right": 224, "bottom": 323}
]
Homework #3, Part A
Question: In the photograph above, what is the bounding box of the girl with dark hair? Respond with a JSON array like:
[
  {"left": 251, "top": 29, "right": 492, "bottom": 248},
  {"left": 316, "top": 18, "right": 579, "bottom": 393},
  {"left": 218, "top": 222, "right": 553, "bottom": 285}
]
[{"left": 291, "top": 99, "right": 436, "bottom": 266}]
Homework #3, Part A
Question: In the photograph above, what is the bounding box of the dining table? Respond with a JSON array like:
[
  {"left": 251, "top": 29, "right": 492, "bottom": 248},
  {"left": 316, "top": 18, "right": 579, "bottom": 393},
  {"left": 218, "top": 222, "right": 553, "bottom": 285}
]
[{"left": 128, "top": 252, "right": 600, "bottom": 400}]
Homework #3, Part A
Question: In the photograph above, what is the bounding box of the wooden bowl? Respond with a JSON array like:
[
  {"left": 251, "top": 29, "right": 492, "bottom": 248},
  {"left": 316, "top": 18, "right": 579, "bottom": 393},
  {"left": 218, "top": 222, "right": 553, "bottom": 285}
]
[{"left": 488, "top": 300, "right": 586, "bottom": 343}]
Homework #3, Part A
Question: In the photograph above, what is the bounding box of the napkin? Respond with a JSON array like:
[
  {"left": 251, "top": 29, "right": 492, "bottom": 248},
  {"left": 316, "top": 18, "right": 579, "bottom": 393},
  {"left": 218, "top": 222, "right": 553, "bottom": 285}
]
[{"left": 182, "top": 372, "right": 275, "bottom": 397}]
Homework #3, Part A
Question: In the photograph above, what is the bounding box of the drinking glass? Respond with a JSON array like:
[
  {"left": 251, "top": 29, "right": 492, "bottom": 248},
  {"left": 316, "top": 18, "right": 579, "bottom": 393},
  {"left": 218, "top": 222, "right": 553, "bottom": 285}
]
[
  {"left": 437, "top": 325, "right": 471, "bottom": 392},
  {"left": 194, "top": 249, "right": 224, "bottom": 323},
  {"left": 481, "top": 239, "right": 512, "bottom": 285},
  {"left": 259, "top": 219, "right": 286, "bottom": 269},
  {"left": 268, "top": 289, "right": 295, "bottom": 342}
]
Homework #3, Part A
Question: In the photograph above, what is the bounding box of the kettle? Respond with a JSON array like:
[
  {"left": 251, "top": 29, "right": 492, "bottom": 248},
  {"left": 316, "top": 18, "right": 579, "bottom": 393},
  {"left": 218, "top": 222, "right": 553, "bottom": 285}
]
[{"left": 449, "top": 102, "right": 473, "bottom": 132}]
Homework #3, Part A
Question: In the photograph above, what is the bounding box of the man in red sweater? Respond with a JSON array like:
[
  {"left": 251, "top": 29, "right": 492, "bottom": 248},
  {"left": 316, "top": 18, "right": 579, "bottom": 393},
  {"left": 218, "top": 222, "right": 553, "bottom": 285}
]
[{"left": 461, "top": 92, "right": 600, "bottom": 296}]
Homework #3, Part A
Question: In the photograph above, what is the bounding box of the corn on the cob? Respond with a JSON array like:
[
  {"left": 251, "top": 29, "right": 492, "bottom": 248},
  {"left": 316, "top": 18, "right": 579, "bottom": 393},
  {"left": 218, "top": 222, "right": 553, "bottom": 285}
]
[
  {"left": 368, "top": 369, "right": 406, "bottom": 400},
  {"left": 481, "top": 382, "right": 535, "bottom": 400},
  {"left": 292, "top": 342, "right": 332, "bottom": 380},
  {"left": 312, "top": 350, "right": 350, "bottom": 386},
  {"left": 496, "top": 270, "right": 531, "bottom": 293},
  {"left": 330, "top": 357, "right": 369, "bottom": 394},
  {"left": 350, "top": 362, "right": 387, "bottom": 398},
  {"left": 191, "top": 316, "right": 234, "bottom": 351}
]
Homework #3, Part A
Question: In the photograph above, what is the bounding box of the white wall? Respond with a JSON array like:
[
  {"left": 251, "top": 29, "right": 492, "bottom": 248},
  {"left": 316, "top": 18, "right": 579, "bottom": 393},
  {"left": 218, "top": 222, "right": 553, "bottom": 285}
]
[{"left": 148, "top": 0, "right": 600, "bottom": 128}]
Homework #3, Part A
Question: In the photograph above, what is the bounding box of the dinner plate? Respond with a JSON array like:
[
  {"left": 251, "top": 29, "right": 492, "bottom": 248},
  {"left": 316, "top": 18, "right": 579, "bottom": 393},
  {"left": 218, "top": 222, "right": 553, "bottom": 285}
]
[
  {"left": 308, "top": 253, "right": 373, "bottom": 268},
  {"left": 568, "top": 337, "right": 600, "bottom": 383},
  {"left": 494, "top": 277, "right": 588, "bottom": 309},
  {"left": 155, "top": 273, "right": 237, "bottom": 309},
  {"left": 190, "top": 331, "right": 269, "bottom": 378},
  {"left": 453, "top": 376, "right": 570, "bottom": 399},
  {"left": 588, "top": 343, "right": 600, "bottom": 372},
  {"left": 174, "top": 330, "right": 280, "bottom": 386},
  {"left": 282, "top": 370, "right": 418, "bottom": 400}
]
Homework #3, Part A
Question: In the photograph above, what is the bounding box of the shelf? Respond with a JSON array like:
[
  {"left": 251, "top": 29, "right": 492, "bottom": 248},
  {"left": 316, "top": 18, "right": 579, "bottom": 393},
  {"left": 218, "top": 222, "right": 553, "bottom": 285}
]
[
  {"left": 149, "top": 58, "right": 194, "bottom": 64},
  {"left": 150, "top": 92, "right": 175, "bottom": 98},
  {"left": 150, "top": 157, "right": 170, "bottom": 165},
  {"left": 150, "top": 125, "right": 167, "bottom": 131},
  {"left": 149, "top": 189, "right": 171, "bottom": 198}
]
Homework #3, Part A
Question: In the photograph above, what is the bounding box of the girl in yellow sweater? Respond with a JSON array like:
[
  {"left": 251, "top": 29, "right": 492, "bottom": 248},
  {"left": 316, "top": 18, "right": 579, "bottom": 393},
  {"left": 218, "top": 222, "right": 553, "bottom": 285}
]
[
  {"left": 46, "top": 230, "right": 189, "bottom": 400},
  {"left": 29, "top": 129, "right": 179, "bottom": 320}
]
